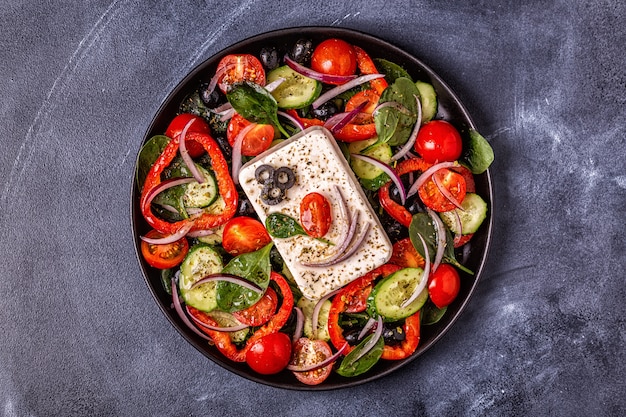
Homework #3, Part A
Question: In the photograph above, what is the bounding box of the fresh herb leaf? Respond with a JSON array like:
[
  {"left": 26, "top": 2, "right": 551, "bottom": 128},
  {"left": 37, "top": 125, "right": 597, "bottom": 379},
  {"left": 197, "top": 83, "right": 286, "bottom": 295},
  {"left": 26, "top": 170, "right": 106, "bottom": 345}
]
[
  {"left": 136, "top": 135, "right": 170, "bottom": 187},
  {"left": 226, "top": 81, "right": 289, "bottom": 137},
  {"left": 335, "top": 333, "right": 384, "bottom": 377},
  {"left": 216, "top": 243, "right": 273, "bottom": 312},
  {"left": 373, "top": 58, "right": 413, "bottom": 83},
  {"left": 373, "top": 77, "right": 419, "bottom": 147},
  {"left": 265, "top": 213, "right": 332, "bottom": 245},
  {"left": 462, "top": 129, "right": 494, "bottom": 174}
]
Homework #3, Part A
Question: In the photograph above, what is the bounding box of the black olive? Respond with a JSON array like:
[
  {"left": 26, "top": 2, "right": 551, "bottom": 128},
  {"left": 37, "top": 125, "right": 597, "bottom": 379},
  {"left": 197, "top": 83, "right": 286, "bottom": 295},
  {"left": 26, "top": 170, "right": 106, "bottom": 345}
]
[
  {"left": 255, "top": 164, "right": 275, "bottom": 184},
  {"left": 380, "top": 213, "right": 408, "bottom": 243},
  {"left": 343, "top": 329, "right": 361, "bottom": 345},
  {"left": 310, "top": 101, "right": 339, "bottom": 121},
  {"left": 383, "top": 324, "right": 406, "bottom": 344},
  {"left": 212, "top": 135, "right": 231, "bottom": 160},
  {"left": 273, "top": 166, "right": 296, "bottom": 190},
  {"left": 406, "top": 196, "right": 425, "bottom": 215},
  {"left": 289, "top": 38, "right": 314, "bottom": 64},
  {"left": 261, "top": 184, "right": 286, "bottom": 205},
  {"left": 198, "top": 83, "right": 222, "bottom": 107},
  {"left": 237, "top": 193, "right": 256, "bottom": 217},
  {"left": 259, "top": 46, "right": 280, "bottom": 70}
]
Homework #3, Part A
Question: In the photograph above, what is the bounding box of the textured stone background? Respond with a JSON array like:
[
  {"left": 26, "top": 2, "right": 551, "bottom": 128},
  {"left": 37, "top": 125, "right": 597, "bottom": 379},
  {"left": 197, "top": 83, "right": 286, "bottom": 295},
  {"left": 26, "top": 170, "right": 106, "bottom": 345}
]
[{"left": 1, "top": 1, "right": 624, "bottom": 416}]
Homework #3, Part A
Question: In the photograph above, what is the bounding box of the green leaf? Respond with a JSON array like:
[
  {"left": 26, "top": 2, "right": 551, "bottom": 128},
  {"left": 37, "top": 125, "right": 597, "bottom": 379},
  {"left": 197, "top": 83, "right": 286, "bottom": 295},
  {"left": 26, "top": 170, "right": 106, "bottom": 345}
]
[
  {"left": 462, "top": 129, "right": 494, "bottom": 174},
  {"left": 335, "top": 333, "right": 384, "bottom": 377},
  {"left": 373, "top": 58, "right": 413, "bottom": 83},
  {"left": 226, "top": 81, "right": 288, "bottom": 137},
  {"left": 373, "top": 77, "right": 419, "bottom": 147},
  {"left": 216, "top": 243, "right": 273, "bottom": 312},
  {"left": 136, "top": 135, "right": 170, "bottom": 187},
  {"left": 265, "top": 212, "right": 307, "bottom": 239}
]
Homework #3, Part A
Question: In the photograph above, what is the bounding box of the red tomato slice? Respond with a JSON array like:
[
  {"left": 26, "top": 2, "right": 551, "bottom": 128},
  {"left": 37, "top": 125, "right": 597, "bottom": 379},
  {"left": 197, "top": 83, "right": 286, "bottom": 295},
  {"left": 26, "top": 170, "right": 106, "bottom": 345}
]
[
  {"left": 414, "top": 120, "right": 463, "bottom": 163},
  {"left": 233, "top": 287, "right": 278, "bottom": 327},
  {"left": 222, "top": 216, "right": 272, "bottom": 256},
  {"left": 389, "top": 238, "right": 425, "bottom": 269},
  {"left": 300, "top": 192, "right": 332, "bottom": 238},
  {"left": 216, "top": 54, "right": 266, "bottom": 93},
  {"left": 345, "top": 89, "right": 380, "bottom": 114},
  {"left": 245, "top": 332, "right": 292, "bottom": 375},
  {"left": 226, "top": 113, "right": 274, "bottom": 156},
  {"left": 140, "top": 230, "right": 189, "bottom": 269},
  {"left": 165, "top": 113, "right": 209, "bottom": 158},
  {"left": 418, "top": 168, "right": 467, "bottom": 212},
  {"left": 290, "top": 338, "right": 334, "bottom": 385},
  {"left": 311, "top": 39, "right": 357, "bottom": 83},
  {"left": 428, "top": 264, "right": 461, "bottom": 308}
]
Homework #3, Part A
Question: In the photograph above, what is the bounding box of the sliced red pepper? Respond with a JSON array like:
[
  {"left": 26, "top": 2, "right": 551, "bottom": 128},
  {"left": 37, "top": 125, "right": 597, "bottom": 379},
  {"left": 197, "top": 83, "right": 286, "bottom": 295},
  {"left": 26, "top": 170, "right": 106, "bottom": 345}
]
[
  {"left": 378, "top": 157, "right": 433, "bottom": 227},
  {"left": 286, "top": 110, "right": 377, "bottom": 142},
  {"left": 140, "top": 130, "right": 238, "bottom": 235},
  {"left": 380, "top": 311, "right": 420, "bottom": 360},
  {"left": 328, "top": 264, "right": 401, "bottom": 355},
  {"left": 354, "top": 45, "right": 388, "bottom": 95},
  {"left": 187, "top": 271, "right": 294, "bottom": 363}
]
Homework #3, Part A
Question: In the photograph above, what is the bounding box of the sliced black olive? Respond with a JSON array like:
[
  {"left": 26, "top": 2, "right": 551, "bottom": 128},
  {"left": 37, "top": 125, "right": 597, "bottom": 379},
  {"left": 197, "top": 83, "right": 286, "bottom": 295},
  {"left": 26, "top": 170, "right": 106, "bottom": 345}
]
[
  {"left": 199, "top": 83, "right": 222, "bottom": 107},
  {"left": 273, "top": 166, "right": 296, "bottom": 190},
  {"left": 255, "top": 164, "right": 275, "bottom": 184},
  {"left": 310, "top": 101, "right": 339, "bottom": 121},
  {"left": 383, "top": 324, "right": 406, "bottom": 345},
  {"left": 237, "top": 193, "right": 256, "bottom": 217},
  {"left": 289, "top": 38, "right": 314, "bottom": 64},
  {"left": 259, "top": 46, "right": 280, "bottom": 70},
  {"left": 260, "top": 184, "right": 286, "bottom": 205}
]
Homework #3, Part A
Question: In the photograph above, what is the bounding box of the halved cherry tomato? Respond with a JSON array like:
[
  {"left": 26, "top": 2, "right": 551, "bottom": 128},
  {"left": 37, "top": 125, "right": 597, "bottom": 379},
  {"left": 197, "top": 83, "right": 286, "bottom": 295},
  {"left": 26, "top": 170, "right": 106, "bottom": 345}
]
[
  {"left": 233, "top": 287, "right": 278, "bottom": 327},
  {"left": 428, "top": 264, "right": 461, "bottom": 308},
  {"left": 418, "top": 168, "right": 466, "bottom": 212},
  {"left": 222, "top": 216, "right": 272, "bottom": 256},
  {"left": 311, "top": 38, "right": 357, "bottom": 83},
  {"left": 227, "top": 113, "right": 274, "bottom": 156},
  {"left": 345, "top": 89, "right": 380, "bottom": 114},
  {"left": 290, "top": 338, "right": 334, "bottom": 385},
  {"left": 389, "top": 238, "right": 425, "bottom": 269},
  {"left": 354, "top": 45, "right": 388, "bottom": 95},
  {"left": 245, "top": 332, "right": 292, "bottom": 375},
  {"left": 300, "top": 192, "right": 331, "bottom": 238},
  {"left": 165, "top": 113, "right": 209, "bottom": 158},
  {"left": 140, "top": 230, "right": 189, "bottom": 269},
  {"left": 414, "top": 120, "right": 463, "bottom": 163},
  {"left": 216, "top": 54, "right": 266, "bottom": 93}
]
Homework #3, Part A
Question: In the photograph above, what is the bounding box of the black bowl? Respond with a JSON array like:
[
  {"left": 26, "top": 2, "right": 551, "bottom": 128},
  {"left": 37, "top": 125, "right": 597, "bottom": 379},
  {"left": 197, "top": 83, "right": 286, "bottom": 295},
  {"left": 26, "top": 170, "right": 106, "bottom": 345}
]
[{"left": 131, "top": 26, "right": 493, "bottom": 390}]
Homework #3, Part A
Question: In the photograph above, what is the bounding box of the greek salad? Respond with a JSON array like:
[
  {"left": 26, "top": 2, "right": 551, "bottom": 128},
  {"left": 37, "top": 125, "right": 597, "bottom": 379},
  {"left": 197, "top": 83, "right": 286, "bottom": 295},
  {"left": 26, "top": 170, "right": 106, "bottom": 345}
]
[{"left": 135, "top": 35, "right": 494, "bottom": 386}]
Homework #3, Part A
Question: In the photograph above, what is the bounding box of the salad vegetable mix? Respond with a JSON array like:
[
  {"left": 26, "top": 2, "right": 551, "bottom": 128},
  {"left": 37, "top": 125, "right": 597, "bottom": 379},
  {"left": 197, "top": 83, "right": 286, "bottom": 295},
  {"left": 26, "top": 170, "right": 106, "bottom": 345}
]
[{"left": 135, "top": 36, "right": 494, "bottom": 386}]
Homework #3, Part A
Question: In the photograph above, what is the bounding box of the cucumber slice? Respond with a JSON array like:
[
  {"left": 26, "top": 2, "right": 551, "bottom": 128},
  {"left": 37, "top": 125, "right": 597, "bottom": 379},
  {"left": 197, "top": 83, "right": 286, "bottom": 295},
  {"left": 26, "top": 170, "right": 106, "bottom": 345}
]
[
  {"left": 267, "top": 65, "right": 321, "bottom": 109},
  {"left": 369, "top": 267, "right": 428, "bottom": 322},
  {"left": 183, "top": 166, "right": 218, "bottom": 208},
  {"left": 178, "top": 244, "right": 223, "bottom": 312},
  {"left": 206, "top": 311, "right": 249, "bottom": 343},
  {"left": 439, "top": 192, "right": 488, "bottom": 235},
  {"left": 415, "top": 81, "right": 437, "bottom": 123},
  {"left": 297, "top": 297, "right": 331, "bottom": 341},
  {"left": 348, "top": 138, "right": 392, "bottom": 180},
  {"left": 196, "top": 223, "right": 225, "bottom": 246}
]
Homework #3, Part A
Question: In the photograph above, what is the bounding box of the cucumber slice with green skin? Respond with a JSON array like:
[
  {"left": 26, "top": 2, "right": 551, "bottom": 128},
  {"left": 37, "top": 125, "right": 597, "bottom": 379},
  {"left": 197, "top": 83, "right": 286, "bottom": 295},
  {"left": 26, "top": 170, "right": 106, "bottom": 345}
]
[
  {"left": 206, "top": 311, "right": 249, "bottom": 343},
  {"left": 267, "top": 65, "right": 322, "bottom": 109},
  {"left": 183, "top": 166, "right": 218, "bottom": 208},
  {"left": 178, "top": 244, "right": 223, "bottom": 312},
  {"left": 297, "top": 297, "right": 331, "bottom": 341},
  {"left": 348, "top": 138, "right": 392, "bottom": 180},
  {"left": 196, "top": 223, "right": 225, "bottom": 246},
  {"left": 415, "top": 81, "right": 437, "bottom": 123},
  {"left": 439, "top": 192, "right": 488, "bottom": 235},
  {"left": 368, "top": 267, "right": 428, "bottom": 322}
]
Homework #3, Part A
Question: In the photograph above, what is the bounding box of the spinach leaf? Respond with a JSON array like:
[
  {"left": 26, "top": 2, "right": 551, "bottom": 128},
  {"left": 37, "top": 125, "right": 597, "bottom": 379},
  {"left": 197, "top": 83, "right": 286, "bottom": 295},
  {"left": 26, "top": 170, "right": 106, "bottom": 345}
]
[
  {"left": 216, "top": 243, "right": 273, "bottom": 312},
  {"left": 462, "top": 129, "right": 494, "bottom": 174},
  {"left": 373, "top": 58, "right": 413, "bottom": 83},
  {"left": 226, "top": 81, "right": 289, "bottom": 137},
  {"left": 408, "top": 213, "right": 473, "bottom": 275},
  {"left": 421, "top": 300, "right": 447, "bottom": 325},
  {"left": 265, "top": 213, "right": 307, "bottom": 239},
  {"left": 374, "top": 77, "right": 419, "bottom": 147},
  {"left": 336, "top": 333, "right": 384, "bottom": 377},
  {"left": 136, "top": 135, "right": 170, "bottom": 187}
]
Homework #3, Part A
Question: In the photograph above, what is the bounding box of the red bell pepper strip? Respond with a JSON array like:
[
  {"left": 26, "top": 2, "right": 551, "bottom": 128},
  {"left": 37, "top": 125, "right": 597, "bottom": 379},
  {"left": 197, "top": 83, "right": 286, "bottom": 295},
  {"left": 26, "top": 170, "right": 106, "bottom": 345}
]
[
  {"left": 165, "top": 113, "right": 210, "bottom": 158},
  {"left": 378, "top": 157, "right": 433, "bottom": 227},
  {"left": 286, "top": 110, "right": 377, "bottom": 143},
  {"left": 354, "top": 45, "right": 388, "bottom": 95},
  {"left": 380, "top": 311, "right": 420, "bottom": 360},
  {"left": 140, "top": 130, "right": 238, "bottom": 235},
  {"left": 187, "top": 271, "right": 294, "bottom": 363},
  {"left": 328, "top": 264, "right": 402, "bottom": 355}
]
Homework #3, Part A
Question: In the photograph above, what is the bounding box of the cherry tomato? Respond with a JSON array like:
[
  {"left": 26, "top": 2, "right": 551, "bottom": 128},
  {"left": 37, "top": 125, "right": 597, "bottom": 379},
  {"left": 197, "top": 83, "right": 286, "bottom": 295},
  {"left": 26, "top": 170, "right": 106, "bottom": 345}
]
[
  {"left": 222, "top": 216, "right": 272, "bottom": 256},
  {"left": 140, "top": 230, "right": 189, "bottom": 269},
  {"left": 216, "top": 54, "right": 266, "bottom": 93},
  {"left": 428, "top": 264, "right": 461, "bottom": 308},
  {"left": 165, "top": 113, "right": 209, "bottom": 158},
  {"left": 245, "top": 332, "right": 292, "bottom": 375},
  {"left": 299, "top": 192, "right": 332, "bottom": 238},
  {"left": 389, "top": 238, "right": 425, "bottom": 269},
  {"left": 345, "top": 89, "right": 380, "bottom": 114},
  {"left": 227, "top": 113, "right": 274, "bottom": 156},
  {"left": 290, "top": 338, "right": 334, "bottom": 385},
  {"left": 418, "top": 168, "right": 467, "bottom": 212},
  {"left": 414, "top": 120, "right": 463, "bottom": 163},
  {"left": 310, "top": 39, "right": 357, "bottom": 83},
  {"left": 233, "top": 287, "right": 278, "bottom": 327}
]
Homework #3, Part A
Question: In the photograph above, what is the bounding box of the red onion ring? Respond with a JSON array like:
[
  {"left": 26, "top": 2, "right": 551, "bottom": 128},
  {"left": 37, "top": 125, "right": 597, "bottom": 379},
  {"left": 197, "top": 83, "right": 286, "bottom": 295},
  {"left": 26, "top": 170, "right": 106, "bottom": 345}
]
[
  {"left": 206, "top": 63, "right": 236, "bottom": 95},
  {"left": 278, "top": 110, "right": 304, "bottom": 131},
  {"left": 391, "top": 95, "right": 423, "bottom": 161},
  {"left": 140, "top": 220, "right": 195, "bottom": 245},
  {"left": 324, "top": 100, "right": 369, "bottom": 133},
  {"left": 345, "top": 316, "right": 383, "bottom": 365},
  {"left": 373, "top": 100, "right": 412, "bottom": 116},
  {"left": 171, "top": 275, "right": 214, "bottom": 343},
  {"left": 179, "top": 118, "right": 205, "bottom": 183},
  {"left": 186, "top": 228, "right": 217, "bottom": 238},
  {"left": 293, "top": 307, "right": 304, "bottom": 343},
  {"left": 452, "top": 210, "right": 464, "bottom": 245},
  {"left": 327, "top": 221, "right": 370, "bottom": 265},
  {"left": 287, "top": 342, "right": 348, "bottom": 372},
  {"left": 264, "top": 77, "right": 286, "bottom": 92},
  {"left": 351, "top": 153, "right": 406, "bottom": 205},
  {"left": 219, "top": 108, "right": 235, "bottom": 122},
  {"left": 231, "top": 124, "right": 256, "bottom": 185},
  {"left": 312, "top": 74, "right": 386, "bottom": 109},
  {"left": 427, "top": 208, "right": 447, "bottom": 273},
  {"left": 300, "top": 210, "right": 359, "bottom": 267},
  {"left": 284, "top": 55, "right": 357, "bottom": 85},
  {"left": 401, "top": 233, "right": 431, "bottom": 308},
  {"left": 433, "top": 170, "right": 465, "bottom": 210},
  {"left": 311, "top": 288, "right": 341, "bottom": 339},
  {"left": 406, "top": 161, "right": 460, "bottom": 198},
  {"left": 185, "top": 305, "right": 249, "bottom": 332},
  {"left": 190, "top": 273, "right": 263, "bottom": 294},
  {"left": 358, "top": 317, "right": 377, "bottom": 340}
]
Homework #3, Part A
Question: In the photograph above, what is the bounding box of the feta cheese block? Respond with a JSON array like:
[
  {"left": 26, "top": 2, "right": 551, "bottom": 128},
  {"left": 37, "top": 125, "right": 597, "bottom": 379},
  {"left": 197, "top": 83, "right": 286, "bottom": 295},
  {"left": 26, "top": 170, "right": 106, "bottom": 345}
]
[{"left": 238, "top": 126, "right": 392, "bottom": 300}]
